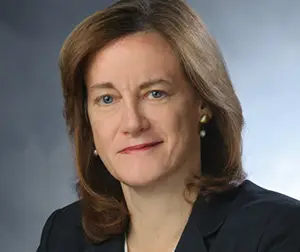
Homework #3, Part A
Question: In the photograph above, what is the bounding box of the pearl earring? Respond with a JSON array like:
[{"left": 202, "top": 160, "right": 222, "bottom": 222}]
[
  {"left": 93, "top": 149, "right": 98, "bottom": 156},
  {"left": 200, "top": 129, "right": 206, "bottom": 138},
  {"left": 200, "top": 115, "right": 208, "bottom": 138}
]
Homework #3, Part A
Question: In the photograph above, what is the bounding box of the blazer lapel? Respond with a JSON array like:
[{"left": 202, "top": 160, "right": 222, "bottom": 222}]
[
  {"left": 175, "top": 212, "right": 208, "bottom": 252},
  {"left": 175, "top": 181, "right": 245, "bottom": 252}
]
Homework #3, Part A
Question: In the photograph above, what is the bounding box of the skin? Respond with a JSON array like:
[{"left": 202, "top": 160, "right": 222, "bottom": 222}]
[{"left": 86, "top": 31, "right": 211, "bottom": 251}]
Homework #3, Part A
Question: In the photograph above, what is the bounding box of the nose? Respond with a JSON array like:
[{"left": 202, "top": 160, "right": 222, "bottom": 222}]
[{"left": 120, "top": 102, "right": 150, "bottom": 136}]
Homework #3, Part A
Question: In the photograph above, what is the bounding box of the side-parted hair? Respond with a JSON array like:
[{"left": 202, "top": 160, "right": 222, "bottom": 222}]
[{"left": 59, "top": 0, "right": 246, "bottom": 243}]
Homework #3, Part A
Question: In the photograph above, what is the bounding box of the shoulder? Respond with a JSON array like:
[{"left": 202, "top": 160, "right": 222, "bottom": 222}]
[
  {"left": 45, "top": 200, "right": 83, "bottom": 231},
  {"left": 234, "top": 180, "right": 300, "bottom": 250},
  {"left": 237, "top": 180, "right": 300, "bottom": 215},
  {"left": 52, "top": 200, "right": 83, "bottom": 226},
  {"left": 37, "top": 200, "right": 85, "bottom": 252},
  {"left": 214, "top": 179, "right": 300, "bottom": 228}
]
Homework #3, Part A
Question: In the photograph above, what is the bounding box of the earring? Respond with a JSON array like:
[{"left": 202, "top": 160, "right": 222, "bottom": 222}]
[
  {"left": 200, "top": 129, "right": 206, "bottom": 138},
  {"left": 200, "top": 114, "right": 208, "bottom": 124},
  {"left": 93, "top": 149, "right": 98, "bottom": 156},
  {"left": 200, "top": 115, "right": 208, "bottom": 138}
]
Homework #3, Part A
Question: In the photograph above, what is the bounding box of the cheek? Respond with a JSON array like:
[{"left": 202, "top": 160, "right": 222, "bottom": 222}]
[
  {"left": 150, "top": 98, "right": 197, "bottom": 138},
  {"left": 164, "top": 105, "right": 197, "bottom": 133},
  {"left": 89, "top": 115, "right": 116, "bottom": 152},
  {"left": 167, "top": 107, "right": 199, "bottom": 148},
  {"left": 154, "top": 111, "right": 189, "bottom": 154}
]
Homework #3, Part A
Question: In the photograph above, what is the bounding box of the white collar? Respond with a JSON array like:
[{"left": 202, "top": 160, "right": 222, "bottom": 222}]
[{"left": 124, "top": 235, "right": 128, "bottom": 252}]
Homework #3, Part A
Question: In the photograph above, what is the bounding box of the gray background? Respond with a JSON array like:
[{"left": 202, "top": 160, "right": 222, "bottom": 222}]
[{"left": 0, "top": 1, "right": 299, "bottom": 251}]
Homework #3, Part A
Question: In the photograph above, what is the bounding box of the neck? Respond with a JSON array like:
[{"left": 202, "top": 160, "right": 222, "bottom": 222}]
[{"left": 121, "top": 170, "right": 198, "bottom": 251}]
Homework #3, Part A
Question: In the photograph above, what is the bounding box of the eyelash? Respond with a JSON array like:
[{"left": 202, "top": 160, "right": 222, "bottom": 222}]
[{"left": 95, "top": 90, "right": 168, "bottom": 105}]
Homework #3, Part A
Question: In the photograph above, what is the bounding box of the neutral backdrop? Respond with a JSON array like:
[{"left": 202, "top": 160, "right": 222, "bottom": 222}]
[{"left": 0, "top": 1, "right": 299, "bottom": 251}]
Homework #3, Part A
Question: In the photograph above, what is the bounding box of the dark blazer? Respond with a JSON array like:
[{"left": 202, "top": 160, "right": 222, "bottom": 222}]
[{"left": 36, "top": 180, "right": 300, "bottom": 252}]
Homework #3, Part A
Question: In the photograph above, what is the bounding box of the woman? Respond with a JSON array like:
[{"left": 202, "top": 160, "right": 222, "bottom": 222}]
[{"left": 37, "top": 0, "right": 300, "bottom": 251}]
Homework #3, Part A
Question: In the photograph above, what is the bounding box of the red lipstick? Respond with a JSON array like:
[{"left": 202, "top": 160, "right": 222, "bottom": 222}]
[{"left": 120, "top": 141, "right": 162, "bottom": 154}]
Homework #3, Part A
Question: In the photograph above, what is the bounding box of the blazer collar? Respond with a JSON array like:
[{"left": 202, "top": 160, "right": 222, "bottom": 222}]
[{"left": 192, "top": 180, "right": 246, "bottom": 237}]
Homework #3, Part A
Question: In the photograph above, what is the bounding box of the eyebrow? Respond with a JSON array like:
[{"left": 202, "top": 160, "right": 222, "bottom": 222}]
[{"left": 89, "top": 78, "right": 172, "bottom": 91}]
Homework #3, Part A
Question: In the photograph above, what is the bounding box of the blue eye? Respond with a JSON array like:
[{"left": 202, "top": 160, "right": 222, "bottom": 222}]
[
  {"left": 96, "top": 95, "right": 114, "bottom": 105},
  {"left": 148, "top": 90, "right": 167, "bottom": 99}
]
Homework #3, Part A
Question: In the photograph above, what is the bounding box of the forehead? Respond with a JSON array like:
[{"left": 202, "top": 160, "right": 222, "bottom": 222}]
[{"left": 85, "top": 32, "right": 183, "bottom": 87}]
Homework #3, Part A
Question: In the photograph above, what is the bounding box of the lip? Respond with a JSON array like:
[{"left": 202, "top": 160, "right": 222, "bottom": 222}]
[{"left": 119, "top": 141, "right": 163, "bottom": 153}]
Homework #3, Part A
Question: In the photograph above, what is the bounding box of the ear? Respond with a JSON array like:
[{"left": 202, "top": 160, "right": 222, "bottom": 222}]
[{"left": 198, "top": 100, "right": 212, "bottom": 120}]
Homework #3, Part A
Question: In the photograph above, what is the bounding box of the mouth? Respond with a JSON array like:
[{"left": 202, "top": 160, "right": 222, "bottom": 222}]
[{"left": 119, "top": 141, "right": 163, "bottom": 154}]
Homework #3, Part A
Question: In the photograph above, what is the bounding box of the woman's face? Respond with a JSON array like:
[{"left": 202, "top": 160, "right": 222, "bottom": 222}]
[{"left": 86, "top": 32, "right": 204, "bottom": 188}]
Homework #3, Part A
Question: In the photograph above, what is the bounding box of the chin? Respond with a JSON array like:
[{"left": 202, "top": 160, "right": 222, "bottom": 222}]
[
  {"left": 122, "top": 180, "right": 154, "bottom": 189},
  {"left": 118, "top": 171, "right": 164, "bottom": 188}
]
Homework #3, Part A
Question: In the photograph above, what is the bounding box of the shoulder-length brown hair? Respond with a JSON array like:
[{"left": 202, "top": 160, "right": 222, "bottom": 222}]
[{"left": 59, "top": 0, "right": 246, "bottom": 243}]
